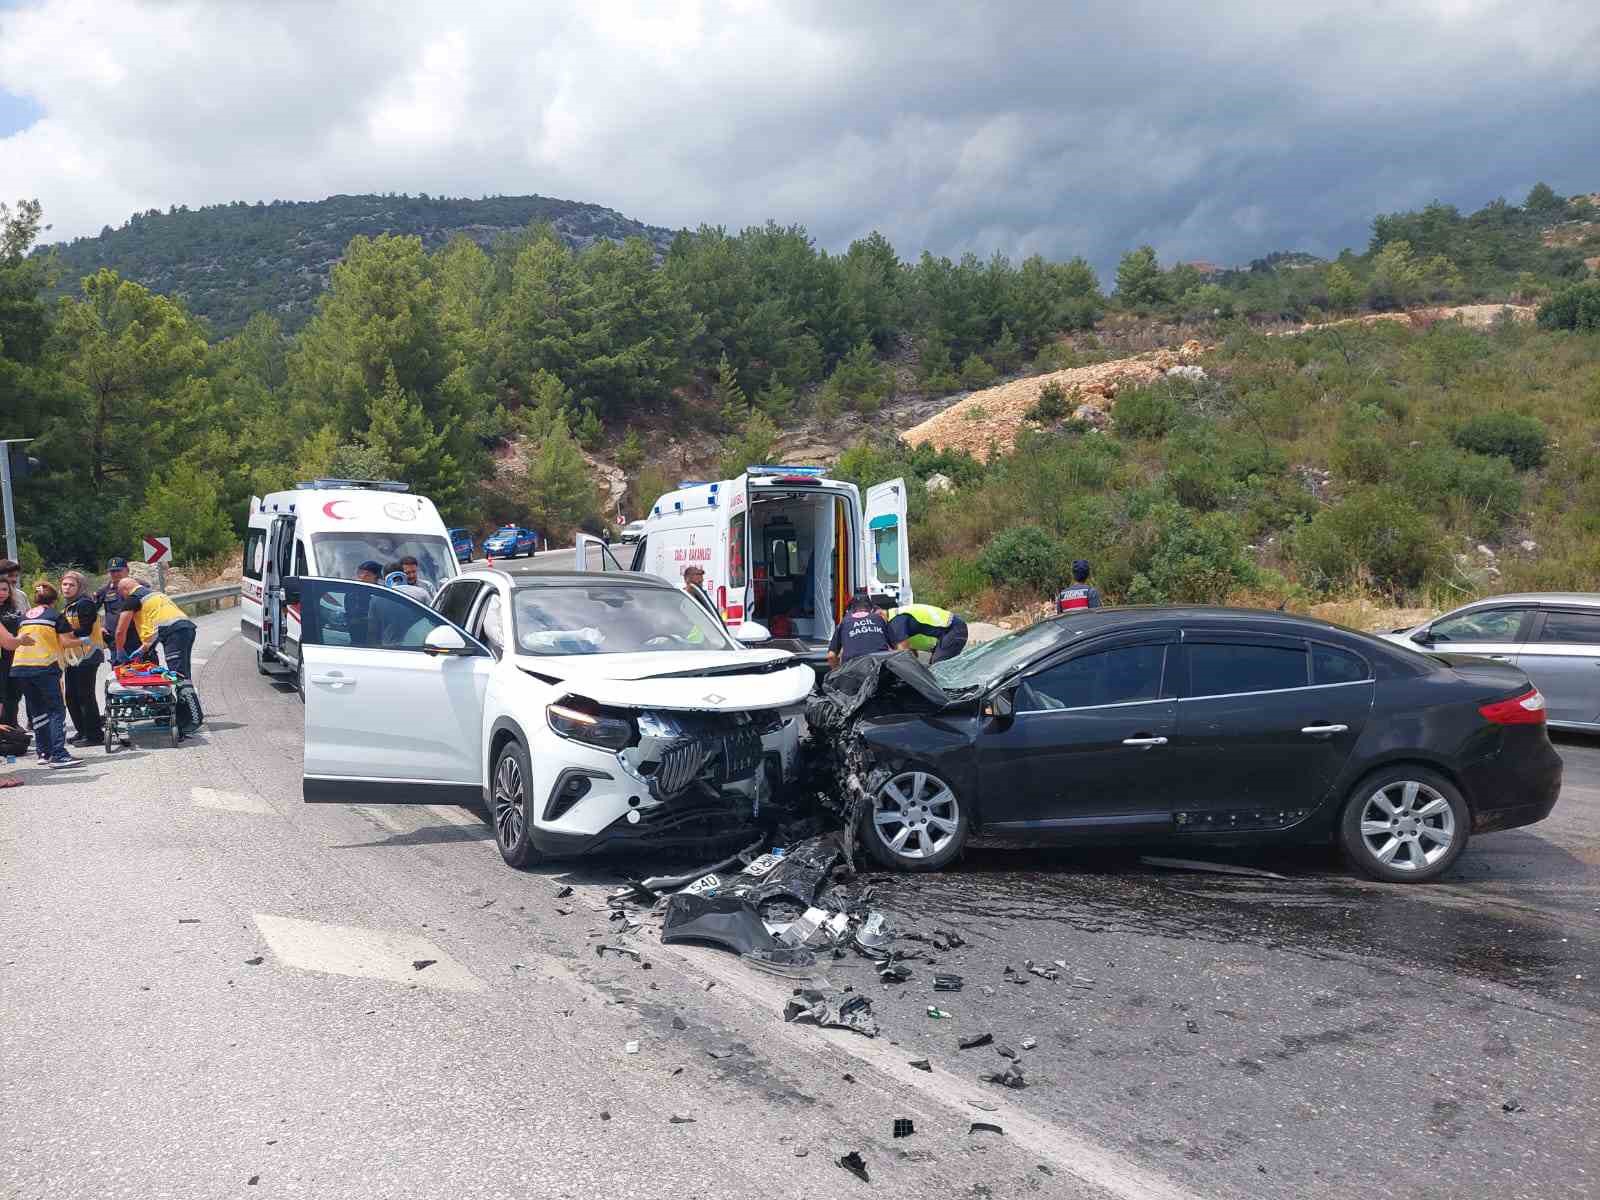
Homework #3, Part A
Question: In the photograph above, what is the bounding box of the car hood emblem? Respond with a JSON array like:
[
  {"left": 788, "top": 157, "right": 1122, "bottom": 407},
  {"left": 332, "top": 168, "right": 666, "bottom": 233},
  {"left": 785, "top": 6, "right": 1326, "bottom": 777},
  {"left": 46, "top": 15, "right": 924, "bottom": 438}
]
[{"left": 703, "top": 692, "right": 726, "bottom": 704}]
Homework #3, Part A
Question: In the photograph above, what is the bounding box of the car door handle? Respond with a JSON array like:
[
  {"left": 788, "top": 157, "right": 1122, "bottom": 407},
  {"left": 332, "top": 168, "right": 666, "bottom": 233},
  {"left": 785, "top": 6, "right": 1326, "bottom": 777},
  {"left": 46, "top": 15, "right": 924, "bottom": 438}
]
[
  {"left": 1122, "top": 736, "right": 1168, "bottom": 747},
  {"left": 308, "top": 673, "right": 354, "bottom": 687},
  {"left": 1301, "top": 724, "right": 1348, "bottom": 735}
]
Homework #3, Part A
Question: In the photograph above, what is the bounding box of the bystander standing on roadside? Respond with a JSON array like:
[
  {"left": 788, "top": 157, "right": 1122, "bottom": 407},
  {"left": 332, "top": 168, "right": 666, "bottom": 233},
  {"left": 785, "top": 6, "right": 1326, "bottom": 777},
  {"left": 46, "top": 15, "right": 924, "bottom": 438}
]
[
  {"left": 12, "top": 580, "right": 84, "bottom": 769},
  {"left": 59, "top": 570, "right": 106, "bottom": 746},
  {"left": 0, "top": 565, "right": 21, "bottom": 728},
  {"left": 1055, "top": 559, "right": 1102, "bottom": 613},
  {"left": 94, "top": 557, "right": 136, "bottom": 663},
  {"left": 115, "top": 577, "right": 198, "bottom": 679}
]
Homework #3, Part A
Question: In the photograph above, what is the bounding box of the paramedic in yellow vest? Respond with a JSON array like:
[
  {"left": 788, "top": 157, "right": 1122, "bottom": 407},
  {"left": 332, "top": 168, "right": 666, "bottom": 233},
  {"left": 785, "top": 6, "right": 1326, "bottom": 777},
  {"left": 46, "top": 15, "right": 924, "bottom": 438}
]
[
  {"left": 885, "top": 602, "right": 969, "bottom": 664},
  {"left": 59, "top": 570, "right": 106, "bottom": 746},
  {"left": 0, "top": 598, "right": 36, "bottom": 788},
  {"left": 12, "top": 580, "right": 85, "bottom": 769},
  {"left": 115, "top": 577, "right": 198, "bottom": 679}
]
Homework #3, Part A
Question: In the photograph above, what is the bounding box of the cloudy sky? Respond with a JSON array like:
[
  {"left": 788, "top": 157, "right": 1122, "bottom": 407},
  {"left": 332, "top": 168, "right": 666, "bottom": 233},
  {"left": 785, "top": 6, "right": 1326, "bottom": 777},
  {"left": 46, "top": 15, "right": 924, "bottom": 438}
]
[{"left": 2, "top": 0, "right": 1597, "bottom": 276}]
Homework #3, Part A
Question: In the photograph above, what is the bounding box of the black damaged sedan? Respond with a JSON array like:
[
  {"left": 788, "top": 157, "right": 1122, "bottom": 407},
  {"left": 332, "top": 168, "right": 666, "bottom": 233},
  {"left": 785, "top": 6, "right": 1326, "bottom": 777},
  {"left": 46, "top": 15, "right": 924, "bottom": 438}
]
[{"left": 838, "top": 607, "right": 1562, "bottom": 883}]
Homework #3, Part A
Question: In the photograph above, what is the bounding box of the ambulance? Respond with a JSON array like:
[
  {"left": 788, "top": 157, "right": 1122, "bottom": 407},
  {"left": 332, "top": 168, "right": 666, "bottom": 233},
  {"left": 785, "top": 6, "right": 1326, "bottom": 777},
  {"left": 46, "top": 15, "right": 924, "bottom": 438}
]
[
  {"left": 612, "top": 465, "right": 912, "bottom": 663},
  {"left": 242, "top": 479, "right": 460, "bottom": 689}
]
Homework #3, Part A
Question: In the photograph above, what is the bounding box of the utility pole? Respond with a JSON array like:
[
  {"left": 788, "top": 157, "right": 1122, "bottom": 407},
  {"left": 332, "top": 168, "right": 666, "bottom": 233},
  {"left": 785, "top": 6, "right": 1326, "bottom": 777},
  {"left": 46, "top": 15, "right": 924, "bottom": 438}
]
[{"left": 0, "top": 437, "right": 28, "bottom": 564}]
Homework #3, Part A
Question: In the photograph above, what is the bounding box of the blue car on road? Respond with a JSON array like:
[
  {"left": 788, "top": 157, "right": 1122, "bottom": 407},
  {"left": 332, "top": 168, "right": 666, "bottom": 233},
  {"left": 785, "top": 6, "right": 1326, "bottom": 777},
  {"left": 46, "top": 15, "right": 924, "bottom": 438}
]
[
  {"left": 448, "top": 527, "right": 476, "bottom": 563},
  {"left": 483, "top": 525, "right": 540, "bottom": 558}
]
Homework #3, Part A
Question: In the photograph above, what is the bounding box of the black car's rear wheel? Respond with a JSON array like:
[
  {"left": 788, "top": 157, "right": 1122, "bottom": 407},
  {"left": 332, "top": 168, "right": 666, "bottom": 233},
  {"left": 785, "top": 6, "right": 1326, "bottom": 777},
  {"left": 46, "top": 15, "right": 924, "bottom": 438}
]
[
  {"left": 860, "top": 768, "right": 967, "bottom": 871},
  {"left": 1340, "top": 766, "right": 1468, "bottom": 883},
  {"left": 491, "top": 740, "right": 542, "bottom": 869}
]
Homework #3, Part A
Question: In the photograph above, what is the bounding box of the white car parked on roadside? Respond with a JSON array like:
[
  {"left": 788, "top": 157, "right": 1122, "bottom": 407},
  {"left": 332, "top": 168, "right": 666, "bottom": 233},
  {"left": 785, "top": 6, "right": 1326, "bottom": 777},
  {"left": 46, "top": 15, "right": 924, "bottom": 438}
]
[{"left": 296, "top": 567, "right": 813, "bottom": 866}]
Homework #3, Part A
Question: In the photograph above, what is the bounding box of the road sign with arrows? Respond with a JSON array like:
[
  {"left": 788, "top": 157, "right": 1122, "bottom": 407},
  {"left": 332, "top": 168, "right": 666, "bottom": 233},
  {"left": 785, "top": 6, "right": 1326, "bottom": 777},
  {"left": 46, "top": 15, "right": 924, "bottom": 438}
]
[{"left": 143, "top": 535, "right": 171, "bottom": 564}]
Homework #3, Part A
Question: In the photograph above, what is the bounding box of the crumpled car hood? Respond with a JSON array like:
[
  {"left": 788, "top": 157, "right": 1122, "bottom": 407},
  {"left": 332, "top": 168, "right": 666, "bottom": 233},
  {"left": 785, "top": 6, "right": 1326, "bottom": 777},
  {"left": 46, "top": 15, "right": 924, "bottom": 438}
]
[{"left": 518, "top": 649, "right": 813, "bottom": 711}]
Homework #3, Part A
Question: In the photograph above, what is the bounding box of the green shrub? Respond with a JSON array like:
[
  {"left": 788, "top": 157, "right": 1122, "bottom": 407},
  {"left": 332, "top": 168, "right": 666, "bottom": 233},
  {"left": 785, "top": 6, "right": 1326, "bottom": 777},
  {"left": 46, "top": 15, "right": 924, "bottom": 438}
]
[
  {"left": 823, "top": 340, "right": 895, "bottom": 412},
  {"left": 1125, "top": 505, "right": 1256, "bottom": 604},
  {"left": 1400, "top": 446, "right": 1522, "bottom": 533},
  {"left": 1292, "top": 487, "right": 1441, "bottom": 594},
  {"left": 1113, "top": 384, "right": 1181, "bottom": 439},
  {"left": 932, "top": 555, "right": 987, "bottom": 603},
  {"left": 1332, "top": 431, "right": 1392, "bottom": 484},
  {"left": 1025, "top": 380, "right": 1070, "bottom": 423},
  {"left": 959, "top": 353, "right": 997, "bottom": 391},
  {"left": 1537, "top": 281, "right": 1600, "bottom": 332},
  {"left": 1167, "top": 459, "right": 1230, "bottom": 511},
  {"left": 1452, "top": 410, "right": 1548, "bottom": 469},
  {"left": 977, "top": 524, "right": 1067, "bottom": 595}
]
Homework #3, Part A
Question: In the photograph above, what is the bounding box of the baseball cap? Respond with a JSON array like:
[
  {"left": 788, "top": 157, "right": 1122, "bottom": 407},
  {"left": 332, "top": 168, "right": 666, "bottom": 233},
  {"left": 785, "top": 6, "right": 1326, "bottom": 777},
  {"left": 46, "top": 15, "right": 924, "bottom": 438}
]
[{"left": 107, "top": 556, "right": 129, "bottom": 570}]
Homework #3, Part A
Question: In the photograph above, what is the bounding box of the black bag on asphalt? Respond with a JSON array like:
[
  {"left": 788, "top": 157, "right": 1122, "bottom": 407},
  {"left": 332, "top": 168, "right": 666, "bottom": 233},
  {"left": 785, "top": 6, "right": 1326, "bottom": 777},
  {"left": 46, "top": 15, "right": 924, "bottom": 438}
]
[
  {"left": 0, "top": 723, "right": 29, "bottom": 756},
  {"left": 174, "top": 680, "right": 204, "bottom": 734}
]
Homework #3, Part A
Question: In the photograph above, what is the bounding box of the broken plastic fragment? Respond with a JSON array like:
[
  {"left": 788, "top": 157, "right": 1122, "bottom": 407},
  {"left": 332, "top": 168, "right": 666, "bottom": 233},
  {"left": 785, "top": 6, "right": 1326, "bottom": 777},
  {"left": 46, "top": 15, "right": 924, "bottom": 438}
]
[
  {"left": 908, "top": 1058, "right": 932, "bottom": 1072},
  {"left": 596, "top": 944, "right": 642, "bottom": 962},
  {"left": 1025, "top": 960, "right": 1059, "bottom": 981},
  {"left": 1020, "top": 1037, "right": 1037, "bottom": 1050},
  {"left": 778, "top": 906, "right": 830, "bottom": 948},
  {"left": 554, "top": 884, "right": 573, "bottom": 898},
  {"left": 411, "top": 959, "right": 436, "bottom": 972},
  {"left": 877, "top": 961, "right": 912, "bottom": 983},
  {"left": 243, "top": 956, "right": 264, "bottom": 966},
  {"left": 837, "top": 1151, "right": 870, "bottom": 1183},
  {"left": 784, "top": 987, "right": 878, "bottom": 1037},
  {"left": 959, "top": 1032, "right": 993, "bottom": 1050},
  {"left": 892, "top": 1118, "right": 914, "bottom": 1138},
  {"left": 855, "top": 911, "right": 895, "bottom": 950},
  {"left": 926, "top": 1006, "right": 951, "bottom": 1019},
  {"left": 669, "top": 1114, "right": 695, "bottom": 1124},
  {"left": 969, "top": 1122, "right": 1004, "bottom": 1136},
  {"left": 987, "top": 1061, "right": 1026, "bottom": 1089},
  {"left": 934, "top": 973, "right": 963, "bottom": 992},
  {"left": 661, "top": 892, "right": 778, "bottom": 956},
  {"left": 624, "top": 1040, "right": 640, "bottom": 1054},
  {"left": 967, "top": 1099, "right": 999, "bottom": 1112},
  {"left": 641, "top": 837, "right": 766, "bottom": 893},
  {"left": 1502, "top": 1098, "right": 1525, "bottom": 1113}
]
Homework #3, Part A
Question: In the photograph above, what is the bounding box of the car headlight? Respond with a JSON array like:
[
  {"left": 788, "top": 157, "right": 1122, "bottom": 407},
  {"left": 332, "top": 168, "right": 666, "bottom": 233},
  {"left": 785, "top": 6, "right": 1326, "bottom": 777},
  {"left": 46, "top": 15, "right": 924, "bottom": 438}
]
[{"left": 548, "top": 697, "right": 636, "bottom": 751}]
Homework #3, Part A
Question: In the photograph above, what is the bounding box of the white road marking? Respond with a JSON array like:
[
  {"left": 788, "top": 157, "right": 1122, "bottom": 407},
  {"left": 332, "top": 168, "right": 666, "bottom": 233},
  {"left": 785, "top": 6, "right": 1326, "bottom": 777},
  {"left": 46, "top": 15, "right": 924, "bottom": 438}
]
[
  {"left": 253, "top": 914, "right": 484, "bottom": 992},
  {"left": 353, "top": 805, "right": 412, "bottom": 833},
  {"left": 191, "top": 787, "right": 276, "bottom": 816},
  {"left": 427, "top": 803, "right": 482, "bottom": 828}
]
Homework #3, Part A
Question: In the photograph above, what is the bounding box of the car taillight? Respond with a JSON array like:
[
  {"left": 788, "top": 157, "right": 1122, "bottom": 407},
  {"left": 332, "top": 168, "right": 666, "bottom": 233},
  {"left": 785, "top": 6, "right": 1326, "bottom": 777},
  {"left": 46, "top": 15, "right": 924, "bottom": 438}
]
[{"left": 1478, "top": 688, "right": 1546, "bottom": 725}]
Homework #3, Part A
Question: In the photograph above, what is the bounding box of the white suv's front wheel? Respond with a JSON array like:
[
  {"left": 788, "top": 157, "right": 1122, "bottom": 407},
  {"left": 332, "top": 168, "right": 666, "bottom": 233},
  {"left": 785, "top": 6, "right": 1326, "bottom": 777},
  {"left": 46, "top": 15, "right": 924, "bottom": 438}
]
[{"left": 491, "top": 741, "right": 543, "bottom": 868}]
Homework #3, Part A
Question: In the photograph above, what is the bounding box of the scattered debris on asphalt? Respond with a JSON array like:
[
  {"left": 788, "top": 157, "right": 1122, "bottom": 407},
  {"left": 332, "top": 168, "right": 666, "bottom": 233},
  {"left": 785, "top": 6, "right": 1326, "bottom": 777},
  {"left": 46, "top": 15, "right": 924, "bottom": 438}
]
[
  {"left": 893, "top": 1118, "right": 914, "bottom": 1138},
  {"left": 996, "top": 1044, "right": 1018, "bottom": 1060},
  {"left": 624, "top": 1040, "right": 640, "bottom": 1054},
  {"left": 706, "top": 1048, "right": 735, "bottom": 1060},
  {"left": 908, "top": 1058, "right": 932, "bottom": 1072},
  {"left": 243, "top": 956, "right": 264, "bottom": 966},
  {"left": 1186, "top": 1019, "right": 1200, "bottom": 1034},
  {"left": 837, "top": 1151, "right": 870, "bottom": 1183},
  {"left": 671, "top": 1016, "right": 687, "bottom": 1030},
  {"left": 1503, "top": 1099, "right": 1525, "bottom": 1113},
  {"left": 554, "top": 884, "right": 573, "bottom": 898},
  {"left": 660, "top": 892, "right": 777, "bottom": 956},
  {"left": 877, "top": 961, "right": 913, "bottom": 983},
  {"left": 784, "top": 988, "right": 879, "bottom": 1037},
  {"left": 967, "top": 1099, "right": 999, "bottom": 1112},
  {"left": 411, "top": 959, "right": 436, "bottom": 972},
  {"left": 926, "top": 1006, "right": 952, "bottom": 1019},
  {"left": 596, "top": 944, "right": 642, "bottom": 962},
  {"left": 178, "top": 918, "right": 201, "bottom": 924},
  {"left": 1025, "top": 960, "right": 1059, "bottom": 981},
  {"left": 1020, "top": 1037, "right": 1037, "bottom": 1050},
  {"left": 959, "top": 1032, "right": 994, "bottom": 1050},
  {"left": 669, "top": 1114, "right": 696, "bottom": 1124},
  {"left": 1140, "top": 855, "right": 1287, "bottom": 880},
  {"left": 969, "top": 1122, "right": 1004, "bottom": 1136},
  {"left": 987, "top": 1061, "right": 1027, "bottom": 1089},
  {"left": 934, "top": 973, "right": 964, "bottom": 991},
  {"left": 740, "top": 946, "right": 817, "bottom": 977}
]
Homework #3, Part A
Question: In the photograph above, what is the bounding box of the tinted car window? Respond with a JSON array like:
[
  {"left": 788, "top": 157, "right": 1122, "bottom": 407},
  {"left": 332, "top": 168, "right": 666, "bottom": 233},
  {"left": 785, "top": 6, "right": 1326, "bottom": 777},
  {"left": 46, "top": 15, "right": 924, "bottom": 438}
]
[
  {"left": 1539, "top": 610, "right": 1600, "bottom": 645},
  {"left": 434, "top": 580, "right": 482, "bottom": 629},
  {"left": 307, "top": 582, "right": 449, "bottom": 651},
  {"left": 1429, "top": 607, "right": 1529, "bottom": 643},
  {"left": 1020, "top": 644, "right": 1166, "bottom": 711},
  {"left": 1312, "top": 644, "right": 1370, "bottom": 684},
  {"left": 1186, "top": 642, "right": 1308, "bottom": 697}
]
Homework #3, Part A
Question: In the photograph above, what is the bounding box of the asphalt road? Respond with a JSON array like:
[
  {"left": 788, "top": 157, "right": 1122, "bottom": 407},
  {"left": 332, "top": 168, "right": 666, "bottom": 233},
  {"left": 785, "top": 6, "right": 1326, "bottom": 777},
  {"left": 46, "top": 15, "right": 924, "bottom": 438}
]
[{"left": 3, "top": 607, "right": 1597, "bottom": 1199}]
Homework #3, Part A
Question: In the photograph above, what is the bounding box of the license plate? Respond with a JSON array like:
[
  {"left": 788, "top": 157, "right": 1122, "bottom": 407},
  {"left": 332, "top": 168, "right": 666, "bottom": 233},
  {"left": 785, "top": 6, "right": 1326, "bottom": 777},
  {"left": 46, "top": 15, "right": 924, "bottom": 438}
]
[
  {"left": 741, "top": 852, "right": 786, "bottom": 877},
  {"left": 682, "top": 873, "right": 721, "bottom": 896}
]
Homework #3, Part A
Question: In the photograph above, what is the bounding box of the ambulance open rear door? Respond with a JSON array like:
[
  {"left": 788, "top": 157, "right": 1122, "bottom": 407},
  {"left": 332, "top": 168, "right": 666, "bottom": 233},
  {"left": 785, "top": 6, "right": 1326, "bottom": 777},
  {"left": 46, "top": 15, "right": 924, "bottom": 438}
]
[{"left": 862, "top": 479, "right": 911, "bottom": 606}]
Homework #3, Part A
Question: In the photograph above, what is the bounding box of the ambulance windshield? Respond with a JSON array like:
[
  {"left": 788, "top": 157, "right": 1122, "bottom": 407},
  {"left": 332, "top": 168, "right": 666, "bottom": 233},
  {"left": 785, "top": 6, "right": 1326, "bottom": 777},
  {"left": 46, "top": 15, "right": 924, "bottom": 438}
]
[{"left": 312, "top": 534, "right": 454, "bottom": 589}]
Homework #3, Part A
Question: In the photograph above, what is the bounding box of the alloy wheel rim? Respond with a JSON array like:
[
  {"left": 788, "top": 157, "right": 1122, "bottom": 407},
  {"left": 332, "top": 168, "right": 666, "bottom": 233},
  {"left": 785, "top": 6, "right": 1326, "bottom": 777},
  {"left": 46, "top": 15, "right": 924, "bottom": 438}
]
[
  {"left": 1359, "top": 780, "right": 1454, "bottom": 872},
  {"left": 872, "top": 771, "right": 959, "bottom": 860},
  {"left": 494, "top": 756, "right": 525, "bottom": 848}
]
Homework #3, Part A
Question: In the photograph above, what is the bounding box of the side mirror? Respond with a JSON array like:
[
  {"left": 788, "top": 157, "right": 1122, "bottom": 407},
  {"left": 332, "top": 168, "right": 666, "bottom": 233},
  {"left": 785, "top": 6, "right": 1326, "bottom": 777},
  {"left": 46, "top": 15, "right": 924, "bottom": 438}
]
[
  {"left": 423, "top": 625, "right": 471, "bottom": 657},
  {"left": 1409, "top": 628, "right": 1431, "bottom": 646},
  {"left": 735, "top": 621, "right": 772, "bottom": 644},
  {"left": 983, "top": 687, "right": 1015, "bottom": 719}
]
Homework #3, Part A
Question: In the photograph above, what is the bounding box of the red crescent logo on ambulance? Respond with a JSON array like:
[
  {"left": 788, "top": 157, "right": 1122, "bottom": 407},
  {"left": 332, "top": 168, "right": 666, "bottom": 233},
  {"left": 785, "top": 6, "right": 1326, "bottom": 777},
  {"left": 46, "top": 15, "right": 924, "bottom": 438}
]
[{"left": 322, "top": 500, "right": 354, "bottom": 519}]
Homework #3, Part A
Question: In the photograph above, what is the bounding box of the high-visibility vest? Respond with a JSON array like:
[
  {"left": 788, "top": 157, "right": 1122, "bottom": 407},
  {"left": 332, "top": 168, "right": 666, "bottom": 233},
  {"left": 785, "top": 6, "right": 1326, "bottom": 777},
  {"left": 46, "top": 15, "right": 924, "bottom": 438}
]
[
  {"left": 131, "top": 590, "right": 188, "bottom": 644},
  {"left": 886, "top": 603, "right": 956, "bottom": 652},
  {"left": 64, "top": 602, "right": 105, "bottom": 651},
  {"left": 13, "top": 607, "right": 67, "bottom": 669}
]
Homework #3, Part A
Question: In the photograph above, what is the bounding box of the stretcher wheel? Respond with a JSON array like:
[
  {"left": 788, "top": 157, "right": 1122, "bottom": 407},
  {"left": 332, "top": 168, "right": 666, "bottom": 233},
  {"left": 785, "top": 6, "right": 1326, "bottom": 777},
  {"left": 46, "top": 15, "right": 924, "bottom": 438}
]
[{"left": 104, "top": 723, "right": 115, "bottom": 754}]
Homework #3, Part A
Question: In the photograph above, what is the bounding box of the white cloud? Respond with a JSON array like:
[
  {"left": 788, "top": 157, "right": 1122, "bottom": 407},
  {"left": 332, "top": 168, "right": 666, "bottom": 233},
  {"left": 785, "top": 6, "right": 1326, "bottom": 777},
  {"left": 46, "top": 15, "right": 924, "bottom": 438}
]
[{"left": 0, "top": 0, "right": 1596, "bottom": 273}]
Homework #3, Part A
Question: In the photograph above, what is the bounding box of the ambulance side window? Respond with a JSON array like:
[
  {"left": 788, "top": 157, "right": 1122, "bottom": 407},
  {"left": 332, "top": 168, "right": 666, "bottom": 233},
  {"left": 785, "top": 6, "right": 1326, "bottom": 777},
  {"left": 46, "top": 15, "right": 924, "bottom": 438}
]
[
  {"left": 728, "top": 513, "right": 747, "bottom": 588},
  {"left": 629, "top": 537, "right": 647, "bottom": 572},
  {"left": 243, "top": 531, "right": 265, "bottom": 581}
]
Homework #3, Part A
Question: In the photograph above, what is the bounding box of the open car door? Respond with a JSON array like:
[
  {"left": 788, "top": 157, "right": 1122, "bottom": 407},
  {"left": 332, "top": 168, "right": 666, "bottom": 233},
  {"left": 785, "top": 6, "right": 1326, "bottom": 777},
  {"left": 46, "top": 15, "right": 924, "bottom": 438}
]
[
  {"left": 574, "top": 532, "right": 627, "bottom": 572},
  {"left": 262, "top": 513, "right": 296, "bottom": 662},
  {"left": 294, "top": 577, "right": 494, "bottom": 806},
  {"left": 862, "top": 479, "right": 912, "bottom": 606}
]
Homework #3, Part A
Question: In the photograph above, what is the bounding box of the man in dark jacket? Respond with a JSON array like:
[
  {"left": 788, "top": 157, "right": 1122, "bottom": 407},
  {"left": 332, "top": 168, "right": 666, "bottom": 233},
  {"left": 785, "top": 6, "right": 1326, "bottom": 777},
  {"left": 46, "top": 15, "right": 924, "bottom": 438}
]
[
  {"left": 827, "top": 590, "right": 895, "bottom": 670},
  {"left": 1055, "top": 560, "right": 1103, "bottom": 613},
  {"left": 95, "top": 557, "right": 136, "bottom": 663}
]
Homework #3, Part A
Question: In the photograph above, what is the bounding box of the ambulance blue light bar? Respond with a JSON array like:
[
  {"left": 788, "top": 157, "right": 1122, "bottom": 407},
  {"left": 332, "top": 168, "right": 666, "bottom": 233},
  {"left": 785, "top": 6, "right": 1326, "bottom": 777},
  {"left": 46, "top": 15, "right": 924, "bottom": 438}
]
[{"left": 747, "top": 465, "right": 826, "bottom": 478}]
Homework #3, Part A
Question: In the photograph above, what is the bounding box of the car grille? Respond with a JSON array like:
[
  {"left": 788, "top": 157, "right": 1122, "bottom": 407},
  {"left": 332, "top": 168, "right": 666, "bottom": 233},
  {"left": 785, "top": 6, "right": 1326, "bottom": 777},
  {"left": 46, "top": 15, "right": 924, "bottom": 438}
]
[{"left": 649, "top": 729, "right": 763, "bottom": 797}]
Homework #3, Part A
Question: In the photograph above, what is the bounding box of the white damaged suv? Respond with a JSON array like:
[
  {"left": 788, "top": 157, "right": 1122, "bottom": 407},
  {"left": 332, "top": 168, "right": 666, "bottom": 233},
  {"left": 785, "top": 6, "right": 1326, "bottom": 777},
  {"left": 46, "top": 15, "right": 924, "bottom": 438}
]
[{"left": 294, "top": 568, "right": 813, "bottom": 866}]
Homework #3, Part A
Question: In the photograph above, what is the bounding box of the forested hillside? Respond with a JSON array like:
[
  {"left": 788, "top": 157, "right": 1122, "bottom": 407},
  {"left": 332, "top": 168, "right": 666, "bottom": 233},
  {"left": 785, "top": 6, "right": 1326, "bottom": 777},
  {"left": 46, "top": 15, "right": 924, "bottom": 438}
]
[
  {"left": 39, "top": 193, "right": 676, "bottom": 335},
  {"left": 4, "top": 181, "right": 1599, "bottom": 619}
]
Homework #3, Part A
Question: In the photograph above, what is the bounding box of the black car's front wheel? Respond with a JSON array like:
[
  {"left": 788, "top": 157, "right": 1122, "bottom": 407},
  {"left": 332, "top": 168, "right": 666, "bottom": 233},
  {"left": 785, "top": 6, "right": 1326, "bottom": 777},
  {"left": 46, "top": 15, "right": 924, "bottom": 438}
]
[
  {"left": 860, "top": 768, "right": 967, "bottom": 871},
  {"left": 1340, "top": 766, "right": 1468, "bottom": 883},
  {"left": 491, "top": 741, "right": 543, "bottom": 869}
]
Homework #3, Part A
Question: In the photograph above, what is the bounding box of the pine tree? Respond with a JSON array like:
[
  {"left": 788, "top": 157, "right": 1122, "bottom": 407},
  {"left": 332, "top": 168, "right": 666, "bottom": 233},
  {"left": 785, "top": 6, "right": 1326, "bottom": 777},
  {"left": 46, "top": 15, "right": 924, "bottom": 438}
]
[
  {"left": 713, "top": 351, "right": 747, "bottom": 430},
  {"left": 755, "top": 372, "right": 795, "bottom": 422},
  {"left": 989, "top": 323, "right": 1020, "bottom": 373},
  {"left": 363, "top": 362, "right": 462, "bottom": 512},
  {"left": 527, "top": 413, "right": 598, "bottom": 539},
  {"left": 615, "top": 429, "right": 645, "bottom": 473},
  {"left": 719, "top": 408, "right": 780, "bottom": 478}
]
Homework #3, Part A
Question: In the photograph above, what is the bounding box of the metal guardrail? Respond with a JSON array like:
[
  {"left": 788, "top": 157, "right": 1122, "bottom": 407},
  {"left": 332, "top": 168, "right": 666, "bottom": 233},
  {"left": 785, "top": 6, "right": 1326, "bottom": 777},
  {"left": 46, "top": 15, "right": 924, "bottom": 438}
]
[{"left": 170, "top": 583, "right": 240, "bottom": 607}]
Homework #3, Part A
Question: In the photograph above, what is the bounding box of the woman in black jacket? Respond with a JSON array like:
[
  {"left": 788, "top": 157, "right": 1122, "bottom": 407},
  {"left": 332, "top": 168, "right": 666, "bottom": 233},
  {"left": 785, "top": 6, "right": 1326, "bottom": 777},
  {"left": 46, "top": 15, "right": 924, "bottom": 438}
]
[
  {"left": 0, "top": 574, "right": 21, "bottom": 730},
  {"left": 59, "top": 570, "right": 105, "bottom": 746}
]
